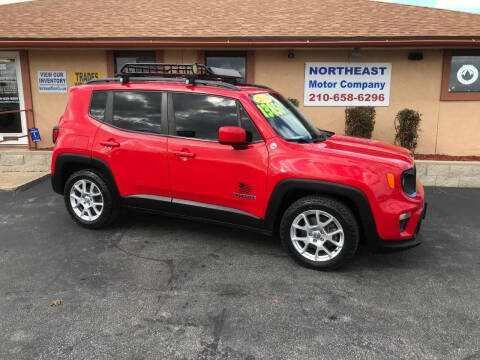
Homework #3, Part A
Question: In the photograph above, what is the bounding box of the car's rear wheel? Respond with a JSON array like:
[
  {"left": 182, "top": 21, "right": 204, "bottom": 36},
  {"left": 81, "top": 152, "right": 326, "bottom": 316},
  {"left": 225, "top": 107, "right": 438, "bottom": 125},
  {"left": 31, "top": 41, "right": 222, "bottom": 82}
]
[
  {"left": 280, "top": 195, "right": 359, "bottom": 270},
  {"left": 64, "top": 170, "right": 118, "bottom": 229}
]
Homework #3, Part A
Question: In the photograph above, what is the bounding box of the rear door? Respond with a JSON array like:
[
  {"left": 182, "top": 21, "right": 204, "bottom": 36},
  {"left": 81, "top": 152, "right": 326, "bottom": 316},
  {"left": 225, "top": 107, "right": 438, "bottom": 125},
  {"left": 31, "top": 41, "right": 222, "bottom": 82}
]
[
  {"left": 167, "top": 92, "right": 268, "bottom": 219},
  {"left": 91, "top": 90, "right": 170, "bottom": 199}
]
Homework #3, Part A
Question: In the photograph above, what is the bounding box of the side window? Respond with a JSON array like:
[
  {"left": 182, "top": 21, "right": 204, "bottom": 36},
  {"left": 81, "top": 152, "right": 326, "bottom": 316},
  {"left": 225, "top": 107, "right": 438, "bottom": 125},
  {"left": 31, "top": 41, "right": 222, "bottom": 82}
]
[
  {"left": 172, "top": 93, "right": 237, "bottom": 141},
  {"left": 112, "top": 91, "right": 162, "bottom": 134},
  {"left": 239, "top": 104, "right": 263, "bottom": 142},
  {"left": 89, "top": 91, "right": 107, "bottom": 121}
]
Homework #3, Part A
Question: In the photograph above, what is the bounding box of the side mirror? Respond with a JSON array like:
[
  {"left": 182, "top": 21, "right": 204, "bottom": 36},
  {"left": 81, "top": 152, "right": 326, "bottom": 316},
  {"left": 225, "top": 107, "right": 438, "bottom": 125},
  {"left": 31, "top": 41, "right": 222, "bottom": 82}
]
[{"left": 219, "top": 126, "right": 247, "bottom": 149}]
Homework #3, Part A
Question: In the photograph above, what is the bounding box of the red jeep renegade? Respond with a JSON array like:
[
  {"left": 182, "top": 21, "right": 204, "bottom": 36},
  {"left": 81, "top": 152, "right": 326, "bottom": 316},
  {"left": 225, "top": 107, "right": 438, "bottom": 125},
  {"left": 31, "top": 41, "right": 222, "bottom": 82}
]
[{"left": 51, "top": 63, "right": 426, "bottom": 269}]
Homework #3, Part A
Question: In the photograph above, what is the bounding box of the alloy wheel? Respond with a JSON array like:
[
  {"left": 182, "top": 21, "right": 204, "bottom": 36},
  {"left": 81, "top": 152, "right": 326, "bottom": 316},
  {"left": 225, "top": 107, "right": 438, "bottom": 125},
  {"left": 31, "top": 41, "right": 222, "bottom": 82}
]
[
  {"left": 69, "top": 179, "right": 104, "bottom": 222},
  {"left": 290, "top": 209, "right": 344, "bottom": 262}
]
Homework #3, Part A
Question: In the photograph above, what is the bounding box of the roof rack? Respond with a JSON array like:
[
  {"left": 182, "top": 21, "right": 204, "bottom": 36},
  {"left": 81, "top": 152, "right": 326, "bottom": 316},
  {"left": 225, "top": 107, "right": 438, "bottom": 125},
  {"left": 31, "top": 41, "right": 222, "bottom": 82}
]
[
  {"left": 85, "top": 63, "right": 273, "bottom": 91},
  {"left": 115, "top": 63, "right": 242, "bottom": 89}
]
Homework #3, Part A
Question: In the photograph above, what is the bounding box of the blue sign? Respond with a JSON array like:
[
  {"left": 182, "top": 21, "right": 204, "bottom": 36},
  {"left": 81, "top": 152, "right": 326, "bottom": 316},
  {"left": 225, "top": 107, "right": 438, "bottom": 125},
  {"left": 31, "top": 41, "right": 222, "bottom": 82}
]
[{"left": 29, "top": 128, "right": 41, "bottom": 142}]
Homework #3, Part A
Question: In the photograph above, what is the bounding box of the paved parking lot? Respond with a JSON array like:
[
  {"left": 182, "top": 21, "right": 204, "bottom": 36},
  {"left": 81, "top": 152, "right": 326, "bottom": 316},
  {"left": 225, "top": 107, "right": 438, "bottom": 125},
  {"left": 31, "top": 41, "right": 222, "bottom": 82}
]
[{"left": 0, "top": 179, "right": 479, "bottom": 360}]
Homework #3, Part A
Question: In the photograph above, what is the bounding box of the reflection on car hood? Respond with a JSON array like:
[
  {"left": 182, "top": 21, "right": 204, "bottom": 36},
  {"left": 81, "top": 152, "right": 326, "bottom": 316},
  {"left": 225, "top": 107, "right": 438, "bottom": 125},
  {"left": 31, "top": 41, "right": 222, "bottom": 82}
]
[{"left": 323, "top": 134, "right": 413, "bottom": 165}]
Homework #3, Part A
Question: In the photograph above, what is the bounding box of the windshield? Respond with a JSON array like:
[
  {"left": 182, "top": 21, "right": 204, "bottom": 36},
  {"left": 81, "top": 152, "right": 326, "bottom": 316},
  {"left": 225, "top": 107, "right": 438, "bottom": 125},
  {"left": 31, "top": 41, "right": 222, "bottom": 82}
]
[{"left": 249, "top": 92, "right": 321, "bottom": 142}]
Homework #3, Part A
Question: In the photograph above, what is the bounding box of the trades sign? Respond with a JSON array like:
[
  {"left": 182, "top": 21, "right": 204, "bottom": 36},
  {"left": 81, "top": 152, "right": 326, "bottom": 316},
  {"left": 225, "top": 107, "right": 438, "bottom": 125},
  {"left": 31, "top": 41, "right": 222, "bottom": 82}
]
[
  {"left": 73, "top": 71, "right": 101, "bottom": 85},
  {"left": 304, "top": 62, "right": 392, "bottom": 107}
]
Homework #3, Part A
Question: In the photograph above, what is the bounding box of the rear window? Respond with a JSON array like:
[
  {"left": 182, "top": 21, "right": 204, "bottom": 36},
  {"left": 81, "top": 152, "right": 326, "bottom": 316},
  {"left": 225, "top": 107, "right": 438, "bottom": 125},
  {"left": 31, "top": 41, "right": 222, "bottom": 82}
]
[
  {"left": 112, "top": 91, "right": 162, "bottom": 134},
  {"left": 89, "top": 91, "right": 107, "bottom": 121}
]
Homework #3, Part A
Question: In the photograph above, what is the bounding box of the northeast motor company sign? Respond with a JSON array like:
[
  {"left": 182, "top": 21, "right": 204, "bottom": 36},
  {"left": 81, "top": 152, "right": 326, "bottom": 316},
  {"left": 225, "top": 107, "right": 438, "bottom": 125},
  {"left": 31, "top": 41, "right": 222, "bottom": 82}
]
[{"left": 304, "top": 62, "right": 392, "bottom": 107}]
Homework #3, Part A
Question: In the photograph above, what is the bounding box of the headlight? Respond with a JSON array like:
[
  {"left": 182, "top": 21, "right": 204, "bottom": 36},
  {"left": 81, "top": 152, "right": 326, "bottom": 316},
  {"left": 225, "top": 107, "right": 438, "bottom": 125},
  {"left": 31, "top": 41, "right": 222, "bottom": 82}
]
[{"left": 401, "top": 165, "right": 417, "bottom": 197}]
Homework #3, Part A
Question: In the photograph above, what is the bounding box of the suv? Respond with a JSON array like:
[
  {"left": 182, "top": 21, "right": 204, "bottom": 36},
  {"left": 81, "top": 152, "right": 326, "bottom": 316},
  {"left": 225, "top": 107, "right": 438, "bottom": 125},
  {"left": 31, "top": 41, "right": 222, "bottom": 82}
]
[{"left": 51, "top": 63, "right": 426, "bottom": 269}]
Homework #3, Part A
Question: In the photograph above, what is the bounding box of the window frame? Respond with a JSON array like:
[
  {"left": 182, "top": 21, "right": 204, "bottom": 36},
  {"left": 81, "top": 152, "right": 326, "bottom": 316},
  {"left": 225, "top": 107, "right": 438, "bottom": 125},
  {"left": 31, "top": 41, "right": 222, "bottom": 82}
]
[
  {"left": 440, "top": 49, "right": 480, "bottom": 101},
  {"left": 167, "top": 91, "right": 264, "bottom": 144},
  {"left": 89, "top": 90, "right": 168, "bottom": 136},
  {"left": 205, "top": 51, "right": 248, "bottom": 83},
  {"left": 113, "top": 51, "right": 156, "bottom": 73},
  {"left": 88, "top": 90, "right": 108, "bottom": 122}
]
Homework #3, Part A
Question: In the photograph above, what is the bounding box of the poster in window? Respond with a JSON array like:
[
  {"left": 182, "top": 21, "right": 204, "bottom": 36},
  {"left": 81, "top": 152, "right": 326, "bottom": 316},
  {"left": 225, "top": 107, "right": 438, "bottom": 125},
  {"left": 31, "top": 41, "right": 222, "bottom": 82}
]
[{"left": 449, "top": 54, "right": 480, "bottom": 93}]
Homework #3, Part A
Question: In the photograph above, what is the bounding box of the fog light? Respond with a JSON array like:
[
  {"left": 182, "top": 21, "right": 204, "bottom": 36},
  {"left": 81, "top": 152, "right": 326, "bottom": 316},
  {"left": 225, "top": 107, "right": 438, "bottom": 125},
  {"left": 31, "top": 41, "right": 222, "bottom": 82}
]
[{"left": 399, "top": 212, "right": 411, "bottom": 232}]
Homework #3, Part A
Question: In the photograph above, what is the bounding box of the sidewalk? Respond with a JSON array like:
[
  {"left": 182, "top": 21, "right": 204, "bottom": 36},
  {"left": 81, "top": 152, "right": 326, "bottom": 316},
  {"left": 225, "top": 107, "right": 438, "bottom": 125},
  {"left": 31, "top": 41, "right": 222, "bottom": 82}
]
[
  {"left": 0, "top": 171, "right": 49, "bottom": 191},
  {"left": 0, "top": 150, "right": 52, "bottom": 191}
]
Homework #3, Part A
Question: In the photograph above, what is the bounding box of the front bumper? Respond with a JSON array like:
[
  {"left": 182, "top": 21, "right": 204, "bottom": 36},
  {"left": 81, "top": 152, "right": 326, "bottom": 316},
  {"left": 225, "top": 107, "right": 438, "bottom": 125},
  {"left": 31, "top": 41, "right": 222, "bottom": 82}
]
[{"left": 374, "top": 202, "right": 427, "bottom": 251}]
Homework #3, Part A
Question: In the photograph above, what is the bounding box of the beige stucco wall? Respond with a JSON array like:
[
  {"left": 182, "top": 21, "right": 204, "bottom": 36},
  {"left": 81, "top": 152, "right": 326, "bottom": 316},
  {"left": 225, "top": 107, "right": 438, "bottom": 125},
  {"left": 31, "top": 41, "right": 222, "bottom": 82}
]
[
  {"left": 164, "top": 49, "right": 197, "bottom": 64},
  {"left": 255, "top": 49, "right": 480, "bottom": 155},
  {"left": 28, "top": 50, "right": 108, "bottom": 148},
  {"left": 256, "top": 49, "right": 443, "bottom": 154},
  {"left": 436, "top": 101, "right": 480, "bottom": 155},
  {"left": 25, "top": 48, "right": 480, "bottom": 155}
]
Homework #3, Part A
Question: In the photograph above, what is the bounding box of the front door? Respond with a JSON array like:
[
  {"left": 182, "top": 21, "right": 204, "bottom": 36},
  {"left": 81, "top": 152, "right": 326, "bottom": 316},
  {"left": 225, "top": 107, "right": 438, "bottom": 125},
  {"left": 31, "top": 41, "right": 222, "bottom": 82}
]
[
  {"left": 167, "top": 92, "right": 268, "bottom": 218},
  {"left": 0, "top": 52, "right": 27, "bottom": 145}
]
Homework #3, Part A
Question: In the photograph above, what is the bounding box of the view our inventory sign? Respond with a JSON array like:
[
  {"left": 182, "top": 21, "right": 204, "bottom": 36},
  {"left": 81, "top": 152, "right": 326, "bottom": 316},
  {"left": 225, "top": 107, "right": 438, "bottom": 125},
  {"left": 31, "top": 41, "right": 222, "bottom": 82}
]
[
  {"left": 38, "top": 71, "right": 67, "bottom": 92},
  {"left": 304, "top": 62, "right": 392, "bottom": 107}
]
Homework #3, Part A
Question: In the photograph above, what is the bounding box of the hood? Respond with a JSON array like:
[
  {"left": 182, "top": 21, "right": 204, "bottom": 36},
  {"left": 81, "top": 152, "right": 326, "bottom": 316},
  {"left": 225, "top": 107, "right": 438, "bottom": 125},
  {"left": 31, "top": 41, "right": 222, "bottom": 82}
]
[{"left": 323, "top": 134, "right": 413, "bottom": 166}]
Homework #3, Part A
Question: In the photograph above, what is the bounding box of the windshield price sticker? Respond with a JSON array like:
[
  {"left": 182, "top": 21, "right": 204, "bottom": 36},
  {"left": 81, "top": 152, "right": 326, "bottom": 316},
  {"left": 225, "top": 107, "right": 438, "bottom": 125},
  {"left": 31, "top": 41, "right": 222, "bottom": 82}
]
[
  {"left": 252, "top": 94, "right": 272, "bottom": 103},
  {"left": 253, "top": 97, "right": 288, "bottom": 119},
  {"left": 304, "top": 62, "right": 391, "bottom": 107}
]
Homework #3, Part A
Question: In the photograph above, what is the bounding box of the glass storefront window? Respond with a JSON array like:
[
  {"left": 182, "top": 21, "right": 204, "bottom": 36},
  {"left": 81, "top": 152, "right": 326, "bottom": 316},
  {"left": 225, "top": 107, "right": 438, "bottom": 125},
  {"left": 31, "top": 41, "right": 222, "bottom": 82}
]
[
  {"left": 448, "top": 51, "right": 480, "bottom": 93},
  {"left": 114, "top": 51, "right": 156, "bottom": 73},
  {"left": 0, "top": 58, "right": 22, "bottom": 134},
  {"left": 205, "top": 51, "right": 247, "bottom": 83},
  {"left": 441, "top": 50, "right": 480, "bottom": 101}
]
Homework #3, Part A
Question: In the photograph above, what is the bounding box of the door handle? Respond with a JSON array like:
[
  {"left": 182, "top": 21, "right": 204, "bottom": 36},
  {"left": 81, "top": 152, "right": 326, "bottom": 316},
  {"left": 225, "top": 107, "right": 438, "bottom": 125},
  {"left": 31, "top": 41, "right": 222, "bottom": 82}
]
[
  {"left": 173, "top": 151, "right": 196, "bottom": 158},
  {"left": 100, "top": 140, "right": 120, "bottom": 147}
]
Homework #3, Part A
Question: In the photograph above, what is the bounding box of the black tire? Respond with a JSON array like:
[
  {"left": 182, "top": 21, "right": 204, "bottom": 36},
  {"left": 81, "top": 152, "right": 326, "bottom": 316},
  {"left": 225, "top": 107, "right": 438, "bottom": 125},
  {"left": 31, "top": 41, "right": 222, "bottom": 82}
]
[
  {"left": 279, "top": 195, "right": 359, "bottom": 270},
  {"left": 64, "top": 169, "right": 119, "bottom": 229}
]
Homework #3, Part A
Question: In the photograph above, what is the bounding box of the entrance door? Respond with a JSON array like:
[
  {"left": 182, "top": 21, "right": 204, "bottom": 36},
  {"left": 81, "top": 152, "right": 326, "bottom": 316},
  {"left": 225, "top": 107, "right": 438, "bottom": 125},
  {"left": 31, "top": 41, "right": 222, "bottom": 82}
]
[{"left": 0, "top": 52, "right": 27, "bottom": 145}]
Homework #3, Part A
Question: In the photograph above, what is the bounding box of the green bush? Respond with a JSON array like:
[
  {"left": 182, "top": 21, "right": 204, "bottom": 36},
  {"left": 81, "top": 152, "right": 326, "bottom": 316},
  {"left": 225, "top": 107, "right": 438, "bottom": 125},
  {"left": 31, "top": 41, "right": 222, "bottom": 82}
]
[
  {"left": 288, "top": 98, "right": 299, "bottom": 107},
  {"left": 394, "top": 109, "right": 421, "bottom": 154},
  {"left": 344, "top": 106, "right": 376, "bottom": 138}
]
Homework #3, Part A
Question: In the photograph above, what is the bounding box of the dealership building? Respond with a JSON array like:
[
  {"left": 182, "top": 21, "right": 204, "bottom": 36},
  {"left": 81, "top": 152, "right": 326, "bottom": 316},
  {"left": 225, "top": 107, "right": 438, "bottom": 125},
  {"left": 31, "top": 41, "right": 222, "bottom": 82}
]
[{"left": 0, "top": 0, "right": 480, "bottom": 156}]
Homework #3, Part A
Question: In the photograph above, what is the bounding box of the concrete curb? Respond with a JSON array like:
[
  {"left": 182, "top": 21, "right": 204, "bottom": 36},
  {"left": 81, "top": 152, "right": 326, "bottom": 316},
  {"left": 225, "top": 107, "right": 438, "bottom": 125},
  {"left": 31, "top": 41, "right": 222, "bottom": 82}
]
[
  {"left": 14, "top": 173, "right": 51, "bottom": 193},
  {"left": 0, "top": 173, "right": 51, "bottom": 193},
  {"left": 415, "top": 160, "right": 480, "bottom": 188},
  {"left": 0, "top": 150, "right": 52, "bottom": 172}
]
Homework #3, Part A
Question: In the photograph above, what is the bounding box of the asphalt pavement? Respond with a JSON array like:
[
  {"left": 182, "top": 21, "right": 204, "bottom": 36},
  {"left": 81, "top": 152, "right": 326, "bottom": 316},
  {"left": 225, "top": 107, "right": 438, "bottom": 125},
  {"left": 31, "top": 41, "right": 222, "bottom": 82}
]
[{"left": 0, "top": 178, "right": 479, "bottom": 360}]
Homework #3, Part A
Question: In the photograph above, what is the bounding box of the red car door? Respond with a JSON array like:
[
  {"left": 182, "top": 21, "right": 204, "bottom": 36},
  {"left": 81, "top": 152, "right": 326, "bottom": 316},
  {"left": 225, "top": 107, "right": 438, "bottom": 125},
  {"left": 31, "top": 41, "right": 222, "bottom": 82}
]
[
  {"left": 167, "top": 92, "right": 268, "bottom": 218},
  {"left": 91, "top": 90, "right": 170, "bottom": 198}
]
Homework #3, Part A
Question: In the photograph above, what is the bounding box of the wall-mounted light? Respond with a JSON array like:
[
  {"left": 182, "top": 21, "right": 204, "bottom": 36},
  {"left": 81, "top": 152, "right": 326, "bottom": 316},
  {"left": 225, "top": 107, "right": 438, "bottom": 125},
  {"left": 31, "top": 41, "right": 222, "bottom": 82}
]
[
  {"left": 287, "top": 50, "right": 295, "bottom": 59},
  {"left": 408, "top": 52, "right": 424, "bottom": 61},
  {"left": 350, "top": 48, "right": 362, "bottom": 59}
]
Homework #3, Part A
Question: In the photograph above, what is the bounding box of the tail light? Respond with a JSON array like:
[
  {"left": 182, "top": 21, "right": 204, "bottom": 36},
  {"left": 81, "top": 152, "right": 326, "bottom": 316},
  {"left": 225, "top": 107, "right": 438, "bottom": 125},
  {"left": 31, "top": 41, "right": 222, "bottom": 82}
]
[{"left": 52, "top": 125, "right": 59, "bottom": 143}]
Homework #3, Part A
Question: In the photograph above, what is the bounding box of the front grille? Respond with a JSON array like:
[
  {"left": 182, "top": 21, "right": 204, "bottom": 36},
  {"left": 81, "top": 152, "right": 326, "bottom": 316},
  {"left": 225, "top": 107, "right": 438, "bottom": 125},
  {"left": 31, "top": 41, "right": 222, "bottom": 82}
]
[{"left": 402, "top": 165, "right": 417, "bottom": 197}]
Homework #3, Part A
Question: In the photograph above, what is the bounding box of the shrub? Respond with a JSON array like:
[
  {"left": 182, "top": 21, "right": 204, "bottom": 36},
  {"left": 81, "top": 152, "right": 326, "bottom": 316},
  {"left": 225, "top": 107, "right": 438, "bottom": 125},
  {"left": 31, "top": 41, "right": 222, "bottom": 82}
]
[
  {"left": 344, "top": 106, "right": 376, "bottom": 138},
  {"left": 288, "top": 98, "right": 299, "bottom": 107},
  {"left": 394, "top": 109, "right": 421, "bottom": 154}
]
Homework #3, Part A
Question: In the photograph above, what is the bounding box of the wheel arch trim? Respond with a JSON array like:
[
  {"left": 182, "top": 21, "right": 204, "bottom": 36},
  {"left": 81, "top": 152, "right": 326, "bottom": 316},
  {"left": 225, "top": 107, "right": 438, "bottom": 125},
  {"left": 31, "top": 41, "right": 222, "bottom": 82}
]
[
  {"left": 264, "top": 179, "right": 379, "bottom": 241},
  {"left": 52, "top": 153, "right": 119, "bottom": 196}
]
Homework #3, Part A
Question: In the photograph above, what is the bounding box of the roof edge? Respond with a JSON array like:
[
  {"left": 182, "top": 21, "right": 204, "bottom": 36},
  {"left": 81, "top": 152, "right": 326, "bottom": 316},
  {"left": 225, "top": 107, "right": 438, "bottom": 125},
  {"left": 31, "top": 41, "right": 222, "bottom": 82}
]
[{"left": 1, "top": 37, "right": 480, "bottom": 49}]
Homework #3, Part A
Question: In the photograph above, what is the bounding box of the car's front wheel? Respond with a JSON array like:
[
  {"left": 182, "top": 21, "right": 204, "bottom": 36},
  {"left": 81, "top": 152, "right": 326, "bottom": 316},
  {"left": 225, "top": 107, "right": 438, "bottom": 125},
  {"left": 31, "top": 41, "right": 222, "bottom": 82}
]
[
  {"left": 280, "top": 195, "right": 359, "bottom": 270},
  {"left": 64, "top": 170, "right": 118, "bottom": 229}
]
